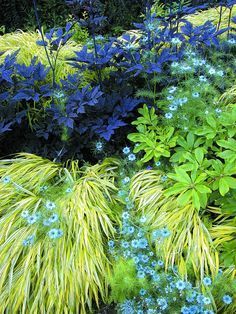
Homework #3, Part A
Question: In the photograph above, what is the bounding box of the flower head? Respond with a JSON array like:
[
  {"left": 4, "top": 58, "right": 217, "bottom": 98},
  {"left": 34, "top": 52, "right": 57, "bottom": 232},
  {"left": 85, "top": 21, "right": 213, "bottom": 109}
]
[
  {"left": 203, "top": 277, "right": 212, "bottom": 286},
  {"left": 222, "top": 295, "right": 232, "bottom": 304},
  {"left": 45, "top": 201, "right": 56, "bottom": 211},
  {"left": 21, "top": 210, "right": 29, "bottom": 218},
  {"left": 48, "top": 213, "right": 59, "bottom": 223},
  {"left": 2, "top": 176, "right": 11, "bottom": 184},
  {"left": 27, "top": 214, "right": 38, "bottom": 225},
  {"left": 123, "top": 146, "right": 130, "bottom": 154},
  {"left": 128, "top": 153, "right": 136, "bottom": 161},
  {"left": 176, "top": 280, "right": 186, "bottom": 290},
  {"left": 48, "top": 228, "right": 63, "bottom": 239}
]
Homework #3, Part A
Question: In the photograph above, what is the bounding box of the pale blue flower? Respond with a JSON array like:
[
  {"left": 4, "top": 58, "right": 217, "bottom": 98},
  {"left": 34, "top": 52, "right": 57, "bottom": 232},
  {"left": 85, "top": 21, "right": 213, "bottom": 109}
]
[
  {"left": 66, "top": 187, "right": 72, "bottom": 193},
  {"left": 169, "top": 105, "right": 178, "bottom": 111},
  {"left": 192, "top": 92, "right": 200, "bottom": 98},
  {"left": 131, "top": 239, "right": 139, "bottom": 248},
  {"left": 138, "top": 238, "right": 148, "bottom": 249},
  {"left": 49, "top": 213, "right": 59, "bottom": 223},
  {"left": 27, "top": 214, "right": 38, "bottom": 225},
  {"left": 161, "top": 175, "right": 168, "bottom": 182},
  {"left": 215, "top": 108, "right": 222, "bottom": 114},
  {"left": 167, "top": 95, "right": 174, "bottom": 101},
  {"left": 171, "top": 37, "right": 181, "bottom": 45},
  {"left": 45, "top": 201, "right": 56, "bottom": 210},
  {"left": 48, "top": 228, "right": 63, "bottom": 239},
  {"left": 21, "top": 210, "right": 29, "bottom": 218},
  {"left": 227, "top": 38, "right": 236, "bottom": 45},
  {"left": 142, "top": 255, "right": 149, "bottom": 263},
  {"left": 203, "top": 277, "right": 212, "bottom": 286},
  {"left": 40, "top": 185, "right": 48, "bottom": 192},
  {"left": 217, "top": 70, "right": 224, "bottom": 77},
  {"left": 140, "top": 216, "right": 147, "bottom": 223},
  {"left": 203, "top": 297, "right": 211, "bottom": 305},
  {"left": 108, "top": 240, "right": 115, "bottom": 248},
  {"left": 161, "top": 227, "right": 171, "bottom": 238},
  {"left": 127, "top": 226, "right": 135, "bottom": 234},
  {"left": 128, "top": 153, "right": 136, "bottom": 161},
  {"left": 122, "top": 177, "right": 130, "bottom": 184},
  {"left": 168, "top": 86, "right": 177, "bottom": 94},
  {"left": 199, "top": 75, "right": 207, "bottom": 82},
  {"left": 43, "top": 219, "right": 51, "bottom": 226},
  {"left": 95, "top": 141, "right": 103, "bottom": 151},
  {"left": 208, "top": 68, "right": 216, "bottom": 75},
  {"left": 176, "top": 280, "right": 186, "bottom": 290},
  {"left": 155, "top": 161, "right": 161, "bottom": 166},
  {"left": 23, "top": 235, "right": 35, "bottom": 246},
  {"left": 204, "top": 310, "right": 214, "bottom": 314},
  {"left": 137, "top": 270, "right": 145, "bottom": 278},
  {"left": 222, "top": 295, "right": 232, "bottom": 304},
  {"left": 122, "top": 211, "right": 130, "bottom": 220},
  {"left": 2, "top": 176, "right": 11, "bottom": 184},
  {"left": 120, "top": 300, "right": 135, "bottom": 314},
  {"left": 123, "top": 146, "right": 130, "bottom": 154},
  {"left": 139, "top": 288, "right": 146, "bottom": 296},
  {"left": 121, "top": 241, "right": 130, "bottom": 249},
  {"left": 157, "top": 260, "right": 164, "bottom": 267},
  {"left": 157, "top": 298, "right": 168, "bottom": 310}
]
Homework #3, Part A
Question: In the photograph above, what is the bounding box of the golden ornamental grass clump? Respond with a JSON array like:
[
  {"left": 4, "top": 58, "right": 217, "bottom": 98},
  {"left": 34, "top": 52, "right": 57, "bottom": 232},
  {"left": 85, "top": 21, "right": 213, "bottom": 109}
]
[
  {"left": 0, "top": 154, "right": 120, "bottom": 314},
  {"left": 0, "top": 31, "right": 78, "bottom": 82}
]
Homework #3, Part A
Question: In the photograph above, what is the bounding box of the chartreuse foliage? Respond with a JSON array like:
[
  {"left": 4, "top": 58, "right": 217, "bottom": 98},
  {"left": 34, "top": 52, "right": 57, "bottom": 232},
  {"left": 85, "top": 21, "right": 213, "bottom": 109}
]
[
  {"left": 128, "top": 101, "right": 236, "bottom": 281},
  {"left": 0, "top": 153, "right": 120, "bottom": 313}
]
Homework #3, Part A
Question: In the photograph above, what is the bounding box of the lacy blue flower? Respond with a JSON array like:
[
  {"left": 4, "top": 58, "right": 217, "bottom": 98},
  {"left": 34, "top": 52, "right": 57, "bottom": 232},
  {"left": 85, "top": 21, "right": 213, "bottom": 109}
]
[
  {"left": 203, "top": 277, "right": 212, "bottom": 286},
  {"left": 49, "top": 213, "right": 59, "bottom": 223},
  {"left": 2, "top": 176, "right": 11, "bottom": 184},
  {"left": 27, "top": 214, "right": 38, "bottom": 225},
  {"left": 48, "top": 228, "right": 63, "bottom": 239},
  {"left": 176, "top": 280, "right": 186, "bottom": 290},
  {"left": 165, "top": 112, "right": 173, "bottom": 119},
  {"left": 21, "top": 210, "right": 29, "bottom": 218},
  {"left": 122, "top": 211, "right": 130, "bottom": 220},
  {"left": 222, "top": 295, "right": 232, "bottom": 304},
  {"left": 137, "top": 270, "right": 145, "bottom": 278},
  {"left": 45, "top": 200, "right": 56, "bottom": 210},
  {"left": 128, "top": 153, "right": 136, "bottom": 161},
  {"left": 131, "top": 239, "right": 139, "bottom": 248},
  {"left": 157, "top": 298, "right": 168, "bottom": 310},
  {"left": 138, "top": 238, "right": 148, "bottom": 249}
]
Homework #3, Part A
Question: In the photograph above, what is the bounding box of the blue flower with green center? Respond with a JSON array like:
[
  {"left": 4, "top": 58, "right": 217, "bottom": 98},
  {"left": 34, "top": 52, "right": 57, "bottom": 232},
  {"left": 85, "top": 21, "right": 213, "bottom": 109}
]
[
  {"left": 2, "top": 176, "right": 11, "bottom": 184},
  {"left": 21, "top": 210, "right": 29, "bottom": 218},
  {"left": 122, "top": 212, "right": 130, "bottom": 220},
  {"left": 222, "top": 295, "right": 232, "bottom": 304},
  {"left": 161, "top": 227, "right": 171, "bottom": 238},
  {"left": 121, "top": 241, "right": 129, "bottom": 249},
  {"left": 138, "top": 238, "right": 148, "bottom": 249},
  {"left": 122, "top": 146, "right": 130, "bottom": 154},
  {"left": 203, "top": 297, "right": 211, "bottom": 305},
  {"left": 131, "top": 239, "right": 139, "bottom": 248},
  {"left": 108, "top": 240, "right": 114, "bottom": 248},
  {"left": 203, "top": 277, "right": 212, "bottom": 286},
  {"left": 139, "top": 288, "right": 146, "bottom": 296},
  {"left": 128, "top": 153, "right": 136, "bottom": 161},
  {"left": 27, "top": 214, "right": 38, "bottom": 225},
  {"left": 137, "top": 270, "right": 145, "bottom": 278},
  {"left": 165, "top": 112, "right": 173, "bottom": 119},
  {"left": 43, "top": 219, "right": 51, "bottom": 226},
  {"left": 127, "top": 226, "right": 135, "bottom": 234},
  {"left": 45, "top": 200, "right": 56, "bottom": 210},
  {"left": 157, "top": 260, "right": 164, "bottom": 267},
  {"left": 176, "top": 280, "right": 186, "bottom": 290},
  {"left": 23, "top": 235, "right": 35, "bottom": 246},
  {"left": 141, "top": 255, "right": 149, "bottom": 263},
  {"left": 49, "top": 213, "right": 59, "bottom": 223},
  {"left": 155, "top": 161, "right": 161, "bottom": 167},
  {"left": 157, "top": 298, "right": 168, "bottom": 310},
  {"left": 122, "top": 177, "right": 130, "bottom": 184},
  {"left": 48, "top": 228, "right": 63, "bottom": 239}
]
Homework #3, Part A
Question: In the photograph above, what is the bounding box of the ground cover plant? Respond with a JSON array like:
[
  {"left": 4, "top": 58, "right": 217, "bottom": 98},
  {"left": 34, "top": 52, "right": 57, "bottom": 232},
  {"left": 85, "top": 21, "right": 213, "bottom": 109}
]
[{"left": 0, "top": 0, "right": 236, "bottom": 313}]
